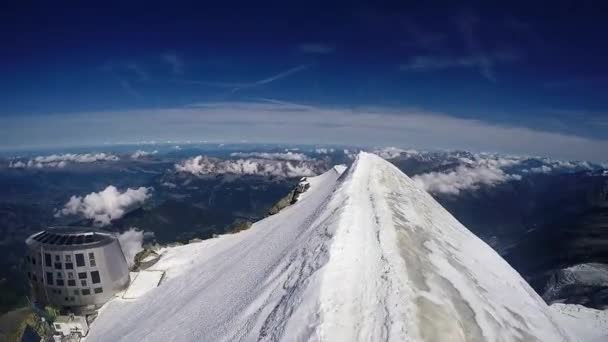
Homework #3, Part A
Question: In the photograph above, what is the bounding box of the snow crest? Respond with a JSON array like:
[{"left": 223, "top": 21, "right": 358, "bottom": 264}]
[{"left": 87, "top": 153, "right": 588, "bottom": 341}]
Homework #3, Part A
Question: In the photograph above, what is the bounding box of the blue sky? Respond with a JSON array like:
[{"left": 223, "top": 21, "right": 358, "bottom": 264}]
[{"left": 1, "top": 2, "right": 607, "bottom": 160}]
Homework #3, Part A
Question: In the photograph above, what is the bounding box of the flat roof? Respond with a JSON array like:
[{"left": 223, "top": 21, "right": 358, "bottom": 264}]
[{"left": 27, "top": 227, "right": 114, "bottom": 248}]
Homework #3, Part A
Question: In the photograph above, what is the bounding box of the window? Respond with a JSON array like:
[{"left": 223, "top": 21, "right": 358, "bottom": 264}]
[
  {"left": 32, "top": 257, "right": 36, "bottom": 265},
  {"left": 54, "top": 324, "right": 61, "bottom": 330},
  {"left": 65, "top": 255, "right": 72, "bottom": 262},
  {"left": 67, "top": 272, "right": 74, "bottom": 279},
  {"left": 54, "top": 262, "right": 62, "bottom": 270},
  {"left": 46, "top": 272, "right": 53, "bottom": 285},
  {"left": 73, "top": 289, "right": 79, "bottom": 295},
  {"left": 64, "top": 297, "right": 69, "bottom": 301},
  {"left": 26, "top": 256, "right": 30, "bottom": 263},
  {"left": 91, "top": 271, "right": 100, "bottom": 284},
  {"left": 81, "top": 280, "right": 87, "bottom": 287},
  {"left": 27, "top": 272, "right": 31, "bottom": 279},
  {"left": 55, "top": 255, "right": 60, "bottom": 262},
  {"left": 78, "top": 272, "right": 87, "bottom": 279},
  {"left": 32, "top": 274, "right": 37, "bottom": 282},
  {"left": 89, "top": 253, "right": 96, "bottom": 267},
  {"left": 65, "top": 263, "right": 73, "bottom": 270},
  {"left": 75, "top": 254, "right": 85, "bottom": 267},
  {"left": 45, "top": 253, "right": 52, "bottom": 267},
  {"left": 56, "top": 279, "right": 64, "bottom": 286},
  {"left": 94, "top": 287, "right": 103, "bottom": 294},
  {"left": 67, "top": 280, "right": 76, "bottom": 286},
  {"left": 82, "top": 289, "right": 90, "bottom": 295}
]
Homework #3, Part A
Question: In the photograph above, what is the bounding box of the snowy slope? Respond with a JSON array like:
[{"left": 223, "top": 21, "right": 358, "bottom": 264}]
[
  {"left": 86, "top": 152, "right": 598, "bottom": 341},
  {"left": 550, "top": 304, "right": 608, "bottom": 342}
]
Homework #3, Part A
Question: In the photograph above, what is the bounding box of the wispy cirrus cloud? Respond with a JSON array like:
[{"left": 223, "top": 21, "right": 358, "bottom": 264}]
[
  {"left": 161, "top": 53, "right": 184, "bottom": 74},
  {"left": 400, "top": 12, "right": 522, "bottom": 82},
  {"left": 399, "top": 49, "right": 520, "bottom": 76},
  {"left": 102, "top": 62, "right": 149, "bottom": 98},
  {"left": 455, "top": 11, "right": 497, "bottom": 81},
  {"left": 401, "top": 21, "right": 447, "bottom": 51},
  {"left": 176, "top": 64, "right": 310, "bottom": 93},
  {"left": 297, "top": 43, "right": 335, "bottom": 54}
]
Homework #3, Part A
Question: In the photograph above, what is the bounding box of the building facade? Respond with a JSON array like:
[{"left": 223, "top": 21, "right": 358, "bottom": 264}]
[{"left": 25, "top": 227, "right": 130, "bottom": 314}]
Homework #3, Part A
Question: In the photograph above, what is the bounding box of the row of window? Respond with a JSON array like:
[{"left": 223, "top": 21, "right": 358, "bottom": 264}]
[
  {"left": 48, "top": 286, "right": 104, "bottom": 299},
  {"left": 27, "top": 251, "right": 96, "bottom": 269},
  {"left": 34, "top": 270, "right": 102, "bottom": 287}
]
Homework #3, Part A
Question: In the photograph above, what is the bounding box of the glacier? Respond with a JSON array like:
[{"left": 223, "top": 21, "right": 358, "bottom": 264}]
[{"left": 85, "top": 152, "right": 606, "bottom": 341}]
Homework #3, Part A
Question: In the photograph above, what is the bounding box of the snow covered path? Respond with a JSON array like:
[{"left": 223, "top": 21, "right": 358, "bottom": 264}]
[{"left": 86, "top": 153, "right": 600, "bottom": 341}]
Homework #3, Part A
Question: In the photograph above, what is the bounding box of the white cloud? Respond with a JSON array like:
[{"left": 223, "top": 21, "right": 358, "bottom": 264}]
[
  {"left": 529, "top": 165, "right": 553, "bottom": 174},
  {"left": 8, "top": 160, "right": 26, "bottom": 168},
  {"left": 161, "top": 181, "right": 177, "bottom": 188},
  {"left": 55, "top": 185, "right": 152, "bottom": 226},
  {"left": 175, "top": 156, "right": 319, "bottom": 178},
  {"left": 413, "top": 164, "right": 521, "bottom": 195},
  {"left": 117, "top": 228, "right": 144, "bottom": 268},
  {"left": 412, "top": 154, "right": 523, "bottom": 195},
  {"left": 229, "top": 151, "right": 309, "bottom": 161},
  {"left": 343, "top": 149, "right": 358, "bottom": 160},
  {"left": 314, "top": 148, "right": 335, "bottom": 154},
  {"left": 131, "top": 150, "right": 158, "bottom": 159},
  {"left": 10, "top": 153, "right": 119, "bottom": 169}
]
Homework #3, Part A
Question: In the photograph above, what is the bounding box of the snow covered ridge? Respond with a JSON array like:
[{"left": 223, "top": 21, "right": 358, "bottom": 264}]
[
  {"left": 87, "top": 153, "right": 604, "bottom": 341},
  {"left": 8, "top": 152, "right": 119, "bottom": 168},
  {"left": 174, "top": 155, "right": 324, "bottom": 178}
]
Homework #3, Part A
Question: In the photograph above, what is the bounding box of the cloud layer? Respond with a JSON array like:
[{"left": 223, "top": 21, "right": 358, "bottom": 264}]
[
  {"left": 413, "top": 163, "right": 521, "bottom": 195},
  {"left": 10, "top": 153, "right": 119, "bottom": 168},
  {"left": 175, "top": 156, "right": 320, "bottom": 178},
  {"left": 2, "top": 102, "right": 607, "bottom": 163},
  {"left": 378, "top": 148, "right": 603, "bottom": 195},
  {"left": 56, "top": 185, "right": 152, "bottom": 226},
  {"left": 229, "top": 151, "right": 309, "bottom": 161}
]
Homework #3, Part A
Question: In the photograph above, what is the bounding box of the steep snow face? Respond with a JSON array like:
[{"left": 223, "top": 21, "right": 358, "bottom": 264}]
[
  {"left": 314, "top": 153, "right": 572, "bottom": 341},
  {"left": 87, "top": 153, "right": 574, "bottom": 341}
]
